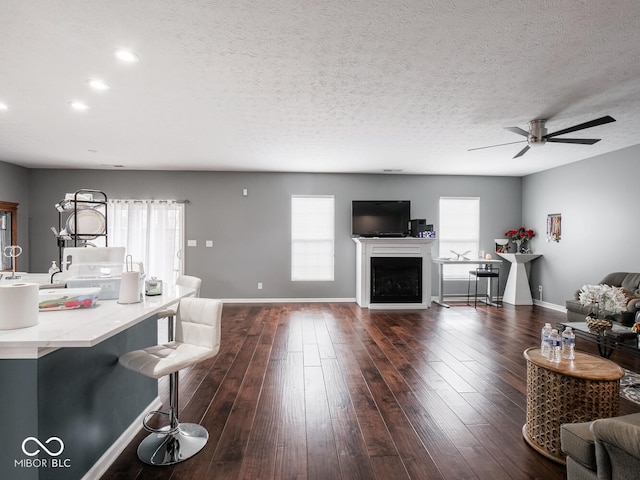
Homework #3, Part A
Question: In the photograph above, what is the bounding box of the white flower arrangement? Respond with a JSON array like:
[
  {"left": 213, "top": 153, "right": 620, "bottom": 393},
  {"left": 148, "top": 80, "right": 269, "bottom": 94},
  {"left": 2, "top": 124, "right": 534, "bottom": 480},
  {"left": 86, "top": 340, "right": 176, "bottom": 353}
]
[{"left": 578, "top": 284, "right": 627, "bottom": 318}]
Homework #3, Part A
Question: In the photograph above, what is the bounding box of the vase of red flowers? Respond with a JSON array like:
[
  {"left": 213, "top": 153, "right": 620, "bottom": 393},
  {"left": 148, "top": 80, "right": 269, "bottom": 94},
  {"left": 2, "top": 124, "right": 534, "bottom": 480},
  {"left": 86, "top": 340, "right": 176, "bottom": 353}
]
[{"left": 505, "top": 227, "right": 535, "bottom": 253}]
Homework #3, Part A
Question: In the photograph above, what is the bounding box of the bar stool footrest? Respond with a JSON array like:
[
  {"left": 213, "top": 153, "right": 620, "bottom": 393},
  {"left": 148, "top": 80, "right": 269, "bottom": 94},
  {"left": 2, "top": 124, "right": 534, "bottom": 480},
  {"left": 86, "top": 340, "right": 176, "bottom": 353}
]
[{"left": 143, "top": 410, "right": 180, "bottom": 435}]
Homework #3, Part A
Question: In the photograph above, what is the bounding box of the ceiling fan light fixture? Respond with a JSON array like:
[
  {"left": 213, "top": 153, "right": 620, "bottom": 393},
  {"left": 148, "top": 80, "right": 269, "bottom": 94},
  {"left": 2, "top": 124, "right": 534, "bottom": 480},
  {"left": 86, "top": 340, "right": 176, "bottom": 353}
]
[{"left": 527, "top": 119, "right": 547, "bottom": 146}]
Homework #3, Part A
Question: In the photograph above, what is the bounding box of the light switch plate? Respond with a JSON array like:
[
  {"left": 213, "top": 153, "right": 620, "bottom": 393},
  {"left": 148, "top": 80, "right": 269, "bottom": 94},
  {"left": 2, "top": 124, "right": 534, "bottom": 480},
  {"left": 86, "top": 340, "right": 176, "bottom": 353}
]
[{"left": 187, "top": 240, "right": 197, "bottom": 247}]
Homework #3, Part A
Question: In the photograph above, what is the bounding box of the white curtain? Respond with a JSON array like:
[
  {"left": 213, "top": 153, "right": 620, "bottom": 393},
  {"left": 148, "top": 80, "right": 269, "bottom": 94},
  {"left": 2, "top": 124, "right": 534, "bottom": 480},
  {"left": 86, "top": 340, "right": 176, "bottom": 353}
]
[{"left": 107, "top": 199, "right": 184, "bottom": 284}]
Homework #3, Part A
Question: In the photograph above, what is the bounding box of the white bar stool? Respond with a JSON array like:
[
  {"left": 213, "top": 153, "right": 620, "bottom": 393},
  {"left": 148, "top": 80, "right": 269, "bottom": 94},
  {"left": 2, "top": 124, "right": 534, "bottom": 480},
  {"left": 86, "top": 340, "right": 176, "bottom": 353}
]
[
  {"left": 119, "top": 297, "right": 222, "bottom": 465},
  {"left": 158, "top": 275, "right": 202, "bottom": 341}
]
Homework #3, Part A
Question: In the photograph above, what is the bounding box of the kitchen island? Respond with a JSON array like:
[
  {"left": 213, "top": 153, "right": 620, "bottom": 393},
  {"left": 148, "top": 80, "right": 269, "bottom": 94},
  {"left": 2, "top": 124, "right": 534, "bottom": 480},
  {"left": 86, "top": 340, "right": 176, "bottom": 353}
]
[{"left": 0, "top": 285, "right": 194, "bottom": 480}]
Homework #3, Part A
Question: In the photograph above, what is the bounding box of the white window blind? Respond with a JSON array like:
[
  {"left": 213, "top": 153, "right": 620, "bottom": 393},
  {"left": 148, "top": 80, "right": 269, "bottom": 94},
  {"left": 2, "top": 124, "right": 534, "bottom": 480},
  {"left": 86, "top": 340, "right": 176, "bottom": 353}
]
[
  {"left": 439, "top": 197, "right": 480, "bottom": 279},
  {"left": 291, "top": 195, "right": 334, "bottom": 281}
]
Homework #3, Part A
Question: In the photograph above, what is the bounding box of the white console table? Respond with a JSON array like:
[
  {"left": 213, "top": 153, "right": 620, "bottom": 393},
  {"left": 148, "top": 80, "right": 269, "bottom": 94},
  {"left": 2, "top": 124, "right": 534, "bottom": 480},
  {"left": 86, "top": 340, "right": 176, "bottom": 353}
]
[
  {"left": 496, "top": 253, "right": 542, "bottom": 305},
  {"left": 352, "top": 237, "right": 434, "bottom": 309}
]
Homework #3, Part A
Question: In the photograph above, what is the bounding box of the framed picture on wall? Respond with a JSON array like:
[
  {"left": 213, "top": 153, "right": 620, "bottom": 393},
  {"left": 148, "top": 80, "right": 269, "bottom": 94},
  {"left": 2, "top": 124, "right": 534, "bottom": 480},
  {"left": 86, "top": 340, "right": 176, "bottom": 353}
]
[{"left": 547, "top": 213, "right": 561, "bottom": 242}]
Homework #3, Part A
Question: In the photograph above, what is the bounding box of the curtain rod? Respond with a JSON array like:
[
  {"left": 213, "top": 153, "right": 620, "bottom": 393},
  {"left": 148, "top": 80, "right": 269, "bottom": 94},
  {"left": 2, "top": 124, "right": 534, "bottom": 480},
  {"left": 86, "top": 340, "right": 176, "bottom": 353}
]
[{"left": 110, "top": 199, "right": 190, "bottom": 204}]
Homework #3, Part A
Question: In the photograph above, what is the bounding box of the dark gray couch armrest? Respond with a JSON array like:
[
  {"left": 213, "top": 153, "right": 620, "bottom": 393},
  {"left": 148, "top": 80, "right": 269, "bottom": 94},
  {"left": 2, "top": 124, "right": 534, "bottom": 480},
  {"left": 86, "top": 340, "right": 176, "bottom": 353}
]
[{"left": 591, "top": 414, "right": 640, "bottom": 480}]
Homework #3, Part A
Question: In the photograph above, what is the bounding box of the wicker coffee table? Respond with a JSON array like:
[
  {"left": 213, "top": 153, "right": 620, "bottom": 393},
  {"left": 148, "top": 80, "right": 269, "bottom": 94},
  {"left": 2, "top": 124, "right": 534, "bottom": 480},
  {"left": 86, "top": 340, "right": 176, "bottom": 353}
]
[{"left": 522, "top": 347, "right": 624, "bottom": 464}]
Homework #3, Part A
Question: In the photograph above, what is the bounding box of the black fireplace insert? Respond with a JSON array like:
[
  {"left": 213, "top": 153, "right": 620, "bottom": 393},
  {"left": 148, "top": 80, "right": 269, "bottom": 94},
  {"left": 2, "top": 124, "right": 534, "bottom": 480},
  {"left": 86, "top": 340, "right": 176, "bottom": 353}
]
[{"left": 371, "top": 257, "right": 422, "bottom": 303}]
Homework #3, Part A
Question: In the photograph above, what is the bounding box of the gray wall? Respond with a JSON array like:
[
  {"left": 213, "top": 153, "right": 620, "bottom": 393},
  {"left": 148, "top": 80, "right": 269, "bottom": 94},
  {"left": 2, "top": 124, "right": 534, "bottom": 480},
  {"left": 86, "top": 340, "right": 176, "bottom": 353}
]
[
  {"left": 0, "top": 161, "right": 30, "bottom": 271},
  {"left": 11, "top": 148, "right": 637, "bottom": 306},
  {"left": 523, "top": 143, "right": 640, "bottom": 307},
  {"left": 26, "top": 170, "right": 522, "bottom": 299}
]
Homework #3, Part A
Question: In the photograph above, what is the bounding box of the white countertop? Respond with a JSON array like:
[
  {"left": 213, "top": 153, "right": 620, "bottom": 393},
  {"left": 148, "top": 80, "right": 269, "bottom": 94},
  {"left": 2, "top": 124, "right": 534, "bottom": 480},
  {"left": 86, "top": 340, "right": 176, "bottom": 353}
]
[
  {"left": 0, "top": 272, "right": 52, "bottom": 285},
  {"left": 0, "top": 285, "right": 194, "bottom": 359}
]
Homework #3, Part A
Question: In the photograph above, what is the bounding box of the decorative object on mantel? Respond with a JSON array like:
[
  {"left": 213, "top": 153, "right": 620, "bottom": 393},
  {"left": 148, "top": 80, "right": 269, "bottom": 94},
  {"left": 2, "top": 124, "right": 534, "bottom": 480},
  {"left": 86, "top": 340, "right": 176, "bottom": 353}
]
[
  {"left": 579, "top": 284, "right": 627, "bottom": 333},
  {"left": 505, "top": 227, "right": 535, "bottom": 253},
  {"left": 450, "top": 250, "right": 471, "bottom": 260},
  {"left": 494, "top": 238, "right": 509, "bottom": 253},
  {"left": 546, "top": 213, "right": 561, "bottom": 242}
]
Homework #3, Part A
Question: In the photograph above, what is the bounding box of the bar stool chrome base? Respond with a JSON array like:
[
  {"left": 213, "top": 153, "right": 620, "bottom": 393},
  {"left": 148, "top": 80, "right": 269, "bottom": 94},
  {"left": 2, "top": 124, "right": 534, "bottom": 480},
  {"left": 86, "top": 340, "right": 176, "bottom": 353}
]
[
  {"left": 118, "top": 298, "right": 222, "bottom": 467},
  {"left": 138, "top": 423, "right": 208, "bottom": 466}
]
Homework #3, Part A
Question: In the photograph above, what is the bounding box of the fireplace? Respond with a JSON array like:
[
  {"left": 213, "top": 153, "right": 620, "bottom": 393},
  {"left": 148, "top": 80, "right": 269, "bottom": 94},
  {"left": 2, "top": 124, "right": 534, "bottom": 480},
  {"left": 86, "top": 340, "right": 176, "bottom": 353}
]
[
  {"left": 371, "top": 257, "right": 422, "bottom": 303},
  {"left": 352, "top": 237, "right": 434, "bottom": 309}
]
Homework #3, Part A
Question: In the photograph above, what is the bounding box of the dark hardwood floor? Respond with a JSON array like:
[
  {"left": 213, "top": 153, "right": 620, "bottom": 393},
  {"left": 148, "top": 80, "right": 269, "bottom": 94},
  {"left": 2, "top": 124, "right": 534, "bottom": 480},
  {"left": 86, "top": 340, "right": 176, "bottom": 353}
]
[{"left": 101, "top": 302, "right": 640, "bottom": 480}]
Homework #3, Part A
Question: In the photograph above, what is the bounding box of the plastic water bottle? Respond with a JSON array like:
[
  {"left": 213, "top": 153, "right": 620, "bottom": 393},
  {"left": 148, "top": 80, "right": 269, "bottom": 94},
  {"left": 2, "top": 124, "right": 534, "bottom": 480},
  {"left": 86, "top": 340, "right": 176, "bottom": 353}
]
[
  {"left": 541, "top": 323, "right": 552, "bottom": 358},
  {"left": 549, "top": 329, "right": 562, "bottom": 363},
  {"left": 562, "top": 327, "right": 575, "bottom": 360}
]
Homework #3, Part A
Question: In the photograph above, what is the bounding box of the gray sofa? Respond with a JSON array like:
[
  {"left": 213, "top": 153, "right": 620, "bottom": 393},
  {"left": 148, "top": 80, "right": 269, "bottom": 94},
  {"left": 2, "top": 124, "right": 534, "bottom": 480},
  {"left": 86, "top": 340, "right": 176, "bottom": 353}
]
[
  {"left": 565, "top": 272, "right": 640, "bottom": 326},
  {"left": 561, "top": 413, "right": 640, "bottom": 480}
]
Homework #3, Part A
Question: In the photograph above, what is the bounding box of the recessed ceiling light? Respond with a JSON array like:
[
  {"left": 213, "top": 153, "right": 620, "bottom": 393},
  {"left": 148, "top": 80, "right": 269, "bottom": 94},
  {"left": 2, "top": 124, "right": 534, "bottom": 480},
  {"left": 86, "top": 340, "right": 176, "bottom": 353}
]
[
  {"left": 114, "top": 48, "right": 139, "bottom": 63},
  {"left": 88, "top": 79, "right": 110, "bottom": 91},
  {"left": 69, "top": 101, "right": 89, "bottom": 111},
  {"left": 0, "top": 103, "right": 7, "bottom": 110}
]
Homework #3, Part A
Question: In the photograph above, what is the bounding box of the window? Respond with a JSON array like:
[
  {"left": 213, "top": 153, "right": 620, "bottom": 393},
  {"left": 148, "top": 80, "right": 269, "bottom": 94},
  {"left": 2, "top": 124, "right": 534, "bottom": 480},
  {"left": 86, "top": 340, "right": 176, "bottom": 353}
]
[
  {"left": 439, "top": 197, "right": 480, "bottom": 279},
  {"left": 291, "top": 195, "right": 334, "bottom": 281},
  {"left": 107, "top": 200, "right": 185, "bottom": 285}
]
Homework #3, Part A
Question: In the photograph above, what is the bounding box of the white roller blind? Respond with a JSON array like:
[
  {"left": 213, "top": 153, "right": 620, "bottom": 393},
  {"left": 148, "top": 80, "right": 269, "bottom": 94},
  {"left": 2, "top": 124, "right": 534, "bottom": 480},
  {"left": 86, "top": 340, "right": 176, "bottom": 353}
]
[
  {"left": 291, "top": 195, "right": 334, "bottom": 281},
  {"left": 439, "top": 197, "right": 480, "bottom": 279}
]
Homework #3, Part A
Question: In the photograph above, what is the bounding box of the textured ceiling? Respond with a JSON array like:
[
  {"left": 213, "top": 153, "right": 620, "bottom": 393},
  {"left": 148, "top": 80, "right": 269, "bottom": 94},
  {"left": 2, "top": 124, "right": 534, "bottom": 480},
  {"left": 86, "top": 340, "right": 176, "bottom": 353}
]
[{"left": 1, "top": 0, "right": 639, "bottom": 176}]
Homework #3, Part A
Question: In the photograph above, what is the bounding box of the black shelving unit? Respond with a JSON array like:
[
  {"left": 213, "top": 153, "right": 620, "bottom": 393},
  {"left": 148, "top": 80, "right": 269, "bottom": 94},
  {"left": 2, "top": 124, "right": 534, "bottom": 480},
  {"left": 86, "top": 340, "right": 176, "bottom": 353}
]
[{"left": 55, "top": 189, "right": 108, "bottom": 267}]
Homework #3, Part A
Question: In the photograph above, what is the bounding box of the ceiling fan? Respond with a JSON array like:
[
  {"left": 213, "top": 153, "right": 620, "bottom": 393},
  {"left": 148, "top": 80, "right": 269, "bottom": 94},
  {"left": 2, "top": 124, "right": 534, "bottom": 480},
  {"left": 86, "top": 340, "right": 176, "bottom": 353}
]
[{"left": 469, "top": 115, "right": 616, "bottom": 158}]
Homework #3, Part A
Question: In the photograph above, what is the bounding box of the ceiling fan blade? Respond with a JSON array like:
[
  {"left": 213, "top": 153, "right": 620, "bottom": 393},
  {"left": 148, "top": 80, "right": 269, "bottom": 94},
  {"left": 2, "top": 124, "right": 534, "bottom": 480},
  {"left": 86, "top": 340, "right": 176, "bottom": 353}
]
[
  {"left": 513, "top": 145, "right": 530, "bottom": 158},
  {"left": 546, "top": 138, "right": 601, "bottom": 145},
  {"left": 504, "top": 126, "right": 529, "bottom": 137},
  {"left": 545, "top": 115, "right": 615, "bottom": 138},
  {"left": 467, "top": 139, "right": 526, "bottom": 152}
]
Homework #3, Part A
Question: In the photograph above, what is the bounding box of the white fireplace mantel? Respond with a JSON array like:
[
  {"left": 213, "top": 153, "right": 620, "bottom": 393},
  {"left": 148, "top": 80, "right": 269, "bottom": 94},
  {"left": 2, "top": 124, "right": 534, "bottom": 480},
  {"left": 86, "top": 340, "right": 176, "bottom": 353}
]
[{"left": 352, "top": 237, "right": 435, "bottom": 309}]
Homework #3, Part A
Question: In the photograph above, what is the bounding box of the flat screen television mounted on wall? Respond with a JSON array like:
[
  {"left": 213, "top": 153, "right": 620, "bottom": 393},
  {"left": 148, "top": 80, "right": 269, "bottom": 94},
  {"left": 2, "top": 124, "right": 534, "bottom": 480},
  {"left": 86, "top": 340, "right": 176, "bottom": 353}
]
[{"left": 352, "top": 200, "right": 410, "bottom": 237}]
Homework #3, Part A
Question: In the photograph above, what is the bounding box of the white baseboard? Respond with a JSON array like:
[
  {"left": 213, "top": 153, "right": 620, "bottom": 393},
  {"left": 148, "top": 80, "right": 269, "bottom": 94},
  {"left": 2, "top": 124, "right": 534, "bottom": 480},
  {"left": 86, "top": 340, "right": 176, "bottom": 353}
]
[
  {"left": 220, "top": 297, "right": 356, "bottom": 304},
  {"left": 533, "top": 299, "right": 566, "bottom": 312},
  {"left": 82, "top": 396, "right": 162, "bottom": 480}
]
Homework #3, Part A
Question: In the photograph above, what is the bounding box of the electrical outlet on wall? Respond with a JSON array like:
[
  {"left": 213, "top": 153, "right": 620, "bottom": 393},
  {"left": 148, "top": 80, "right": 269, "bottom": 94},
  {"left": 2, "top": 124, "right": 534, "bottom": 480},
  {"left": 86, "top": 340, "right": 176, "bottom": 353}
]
[{"left": 257, "top": 282, "right": 263, "bottom": 290}]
